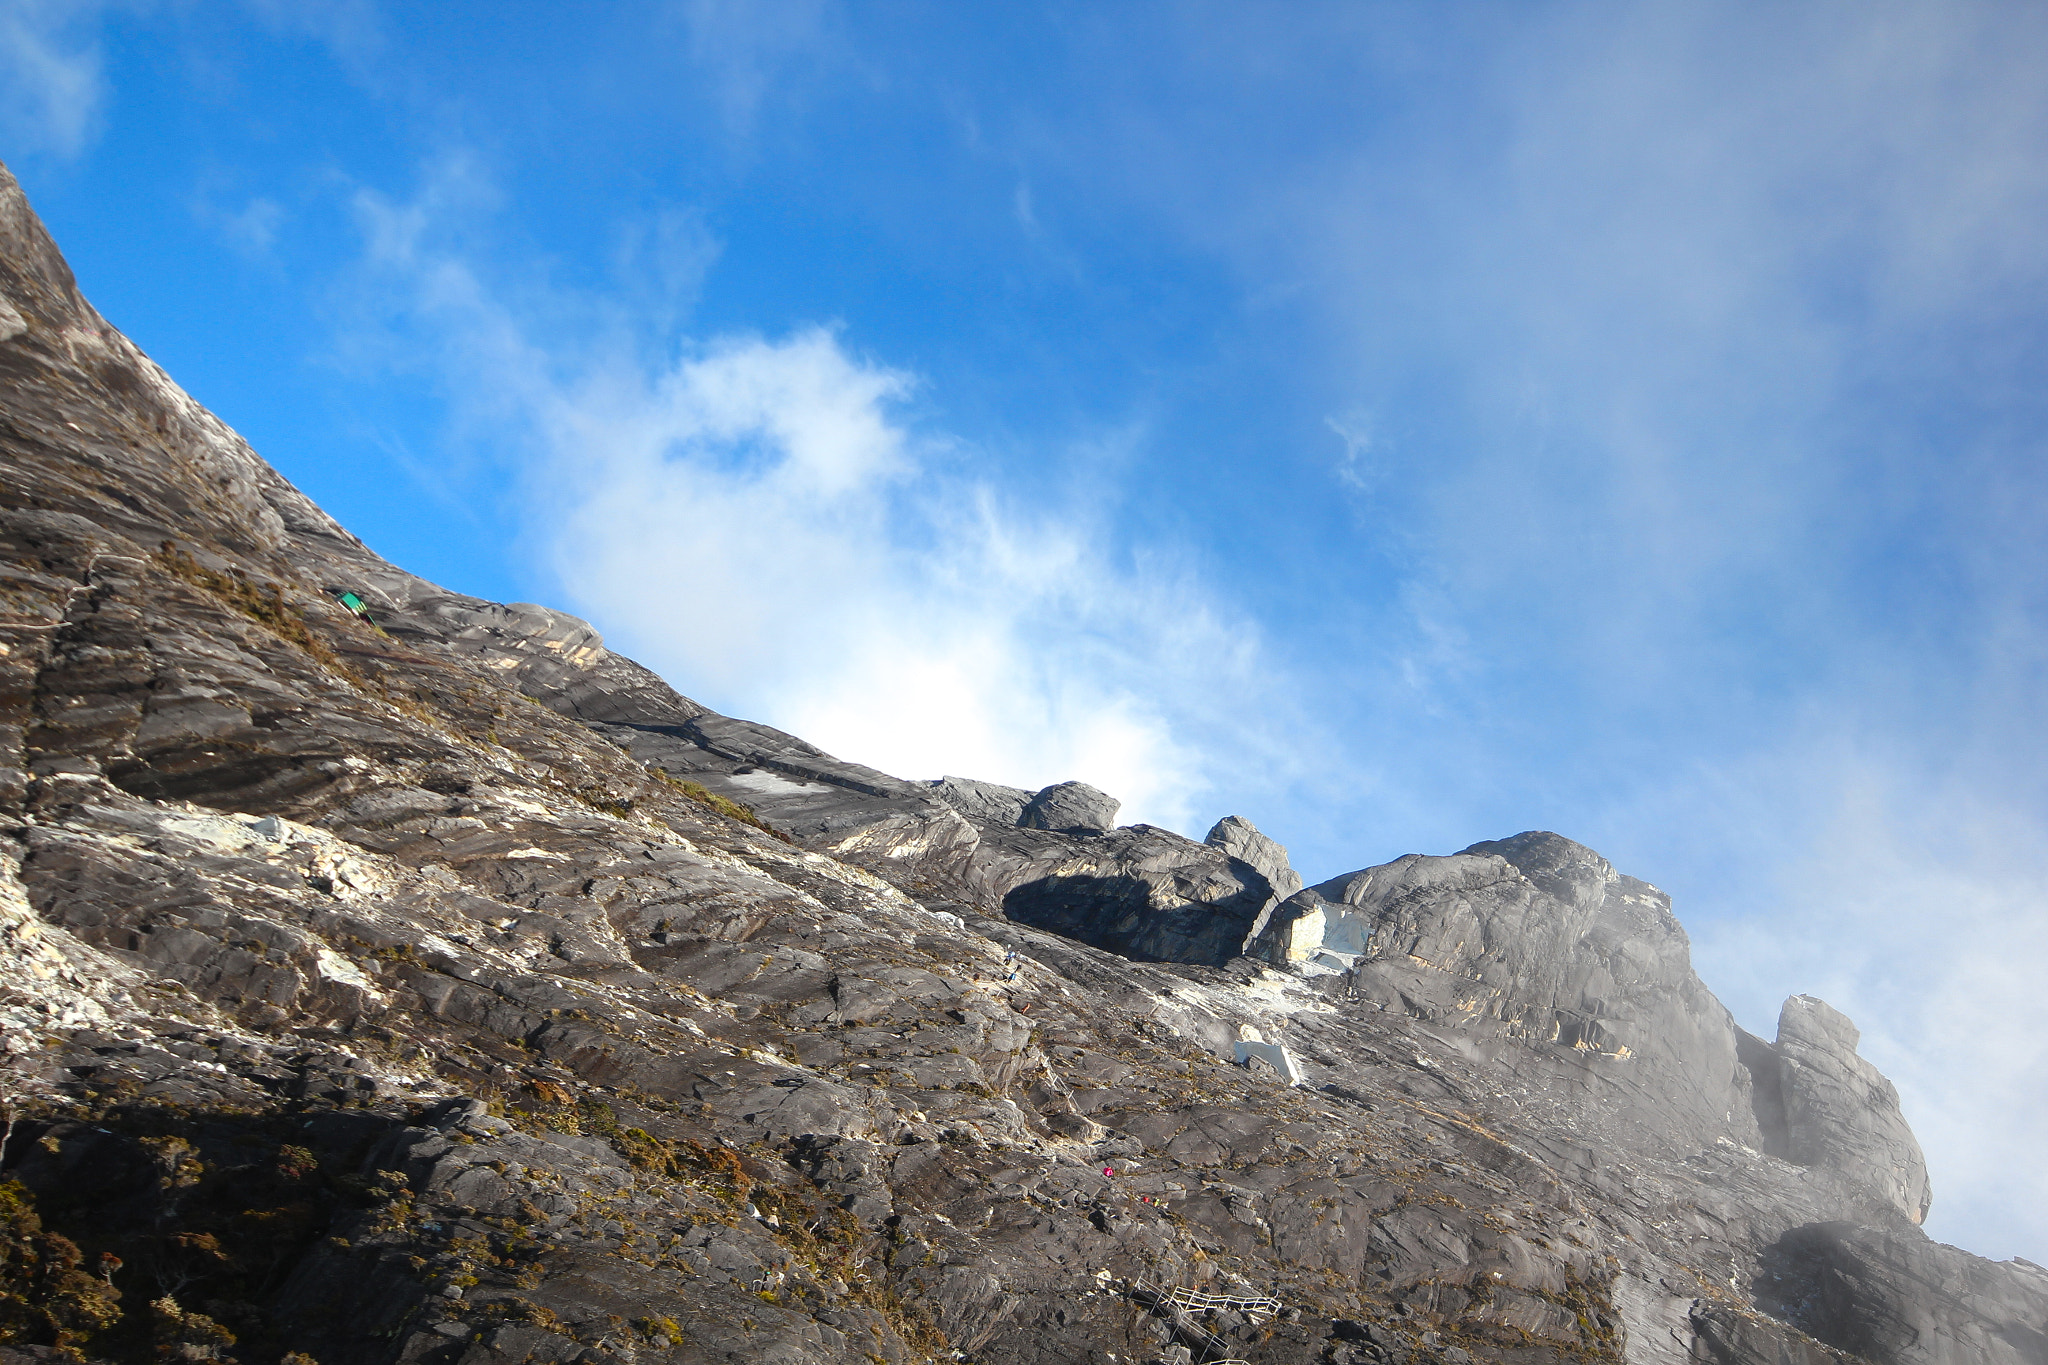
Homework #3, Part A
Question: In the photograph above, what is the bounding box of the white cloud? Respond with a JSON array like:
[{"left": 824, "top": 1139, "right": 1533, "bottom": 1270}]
[
  {"left": 1013, "top": 181, "right": 1039, "bottom": 236},
  {"left": 537, "top": 329, "right": 1258, "bottom": 830},
  {"left": 610, "top": 207, "right": 721, "bottom": 337},
  {"left": 343, "top": 163, "right": 1293, "bottom": 834},
  {"left": 239, "top": 0, "right": 383, "bottom": 63},
  {"left": 1334, "top": 5, "right": 2048, "bottom": 645},
  {"left": 0, "top": 0, "right": 106, "bottom": 158}
]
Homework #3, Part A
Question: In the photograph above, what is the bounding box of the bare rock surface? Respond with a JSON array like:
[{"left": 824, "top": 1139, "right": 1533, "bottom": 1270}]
[
  {"left": 929, "top": 776, "right": 1034, "bottom": 826},
  {"left": 1, "top": 155, "right": 2042, "bottom": 1365},
  {"left": 1205, "top": 814, "right": 1303, "bottom": 902},
  {"left": 975, "top": 822, "right": 1270, "bottom": 963},
  {"left": 1018, "top": 780, "right": 1120, "bottom": 834},
  {"left": 1763, "top": 997, "right": 1931, "bottom": 1227},
  {"left": 1755, "top": 1222, "right": 2048, "bottom": 1364}
]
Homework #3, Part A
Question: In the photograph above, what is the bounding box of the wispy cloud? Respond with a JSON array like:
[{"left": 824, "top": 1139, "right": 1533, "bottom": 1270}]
[
  {"left": 238, "top": 0, "right": 384, "bottom": 64},
  {"left": 1324, "top": 411, "right": 1374, "bottom": 493},
  {"left": 609, "top": 206, "right": 721, "bottom": 339},
  {"left": 663, "top": 0, "right": 847, "bottom": 137},
  {"left": 1312, "top": 6, "right": 2048, "bottom": 659},
  {"left": 340, "top": 159, "right": 1300, "bottom": 833},
  {"left": 195, "top": 190, "right": 286, "bottom": 255},
  {"left": 0, "top": 0, "right": 106, "bottom": 158}
]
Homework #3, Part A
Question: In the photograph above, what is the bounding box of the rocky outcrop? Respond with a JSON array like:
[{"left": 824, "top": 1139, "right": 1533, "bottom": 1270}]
[
  {"left": 2, "top": 154, "right": 2043, "bottom": 1365},
  {"left": 401, "top": 594, "right": 708, "bottom": 729},
  {"left": 1246, "top": 887, "right": 1330, "bottom": 964},
  {"left": 1206, "top": 814, "right": 1303, "bottom": 901},
  {"left": 928, "top": 777, "right": 1121, "bottom": 837},
  {"left": 1249, "top": 833, "right": 1758, "bottom": 1144},
  {"left": 974, "top": 823, "right": 1271, "bottom": 963},
  {"left": 0, "top": 845, "right": 138, "bottom": 1046},
  {"left": 1745, "top": 996, "right": 1932, "bottom": 1226},
  {"left": 1018, "top": 779, "right": 1120, "bottom": 833},
  {"left": 1207, "top": 815, "right": 1305, "bottom": 968},
  {"left": 929, "top": 775, "right": 1034, "bottom": 826},
  {"left": 1757, "top": 1222, "right": 2048, "bottom": 1364}
]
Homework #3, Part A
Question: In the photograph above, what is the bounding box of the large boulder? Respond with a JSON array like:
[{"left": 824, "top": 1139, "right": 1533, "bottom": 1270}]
[
  {"left": 1018, "top": 780, "right": 1120, "bottom": 834},
  {"left": 978, "top": 824, "right": 1270, "bottom": 963},
  {"left": 1204, "top": 814, "right": 1303, "bottom": 901}
]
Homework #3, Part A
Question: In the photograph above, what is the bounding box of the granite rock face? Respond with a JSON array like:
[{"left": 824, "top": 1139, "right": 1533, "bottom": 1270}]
[
  {"left": 1, "top": 155, "right": 2042, "bottom": 1365},
  {"left": 1206, "top": 814, "right": 1304, "bottom": 901},
  {"left": 1756, "top": 1222, "right": 2048, "bottom": 1365},
  {"left": 1256, "top": 832, "right": 1754, "bottom": 1141},
  {"left": 1018, "top": 780, "right": 1120, "bottom": 834},
  {"left": 1231, "top": 835, "right": 1942, "bottom": 1231},
  {"left": 1747, "top": 996, "right": 1932, "bottom": 1226},
  {"left": 929, "top": 775, "right": 1034, "bottom": 826},
  {"left": 976, "top": 823, "right": 1271, "bottom": 964}
]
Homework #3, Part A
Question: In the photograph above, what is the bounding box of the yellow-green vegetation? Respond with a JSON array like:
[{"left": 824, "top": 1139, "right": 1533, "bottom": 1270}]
[
  {"left": 154, "top": 541, "right": 354, "bottom": 676},
  {"left": 0, "top": 1178, "right": 122, "bottom": 1356},
  {"left": 150, "top": 1295, "right": 237, "bottom": 1362},
  {"left": 19, "top": 1101, "right": 405, "bottom": 1362},
  {"left": 604, "top": 1123, "right": 757, "bottom": 1203},
  {"left": 520, "top": 1104, "right": 947, "bottom": 1361},
  {"left": 569, "top": 786, "right": 635, "bottom": 819},
  {"left": 154, "top": 543, "right": 468, "bottom": 740},
  {"left": 650, "top": 767, "right": 793, "bottom": 843},
  {"left": 507, "top": 1086, "right": 621, "bottom": 1137},
  {"left": 636, "top": 1316, "right": 684, "bottom": 1346},
  {"left": 474, "top": 1297, "right": 569, "bottom": 1334}
]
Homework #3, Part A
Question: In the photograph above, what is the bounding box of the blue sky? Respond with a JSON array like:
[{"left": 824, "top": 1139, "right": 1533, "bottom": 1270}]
[{"left": 5, "top": 1, "right": 2047, "bottom": 1262}]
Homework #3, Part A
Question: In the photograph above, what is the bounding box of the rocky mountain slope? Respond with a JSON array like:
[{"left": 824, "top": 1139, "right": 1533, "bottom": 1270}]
[{"left": 1, "top": 157, "right": 2043, "bottom": 1365}]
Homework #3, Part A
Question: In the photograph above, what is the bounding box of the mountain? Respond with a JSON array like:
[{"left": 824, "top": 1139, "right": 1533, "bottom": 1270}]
[{"left": 1, "top": 156, "right": 2043, "bottom": 1365}]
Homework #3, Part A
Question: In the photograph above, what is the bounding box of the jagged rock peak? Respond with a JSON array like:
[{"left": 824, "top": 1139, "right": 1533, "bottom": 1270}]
[
  {"left": 1203, "top": 815, "right": 1303, "bottom": 901},
  {"left": 1768, "top": 994, "right": 1932, "bottom": 1226},
  {"left": 0, "top": 158, "right": 91, "bottom": 328},
  {"left": 1017, "top": 780, "right": 1119, "bottom": 834}
]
